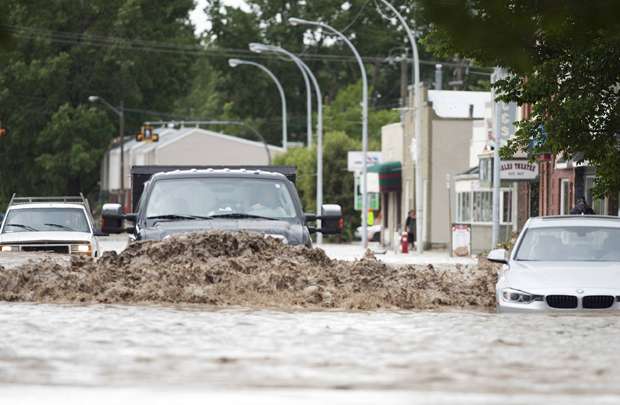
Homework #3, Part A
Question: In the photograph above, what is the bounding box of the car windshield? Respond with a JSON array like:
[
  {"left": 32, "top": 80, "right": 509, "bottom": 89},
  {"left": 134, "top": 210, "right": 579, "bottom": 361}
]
[
  {"left": 515, "top": 226, "right": 620, "bottom": 262},
  {"left": 2, "top": 208, "right": 90, "bottom": 233},
  {"left": 145, "top": 177, "right": 298, "bottom": 220}
]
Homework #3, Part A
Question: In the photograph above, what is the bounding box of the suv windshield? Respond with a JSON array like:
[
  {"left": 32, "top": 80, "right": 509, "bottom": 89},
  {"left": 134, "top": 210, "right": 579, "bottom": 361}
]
[
  {"left": 2, "top": 208, "right": 91, "bottom": 233},
  {"left": 145, "top": 177, "right": 298, "bottom": 221},
  {"left": 515, "top": 226, "right": 620, "bottom": 262}
]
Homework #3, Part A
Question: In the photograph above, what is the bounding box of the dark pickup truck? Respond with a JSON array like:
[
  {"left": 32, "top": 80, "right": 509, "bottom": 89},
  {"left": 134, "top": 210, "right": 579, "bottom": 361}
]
[{"left": 101, "top": 165, "right": 342, "bottom": 247}]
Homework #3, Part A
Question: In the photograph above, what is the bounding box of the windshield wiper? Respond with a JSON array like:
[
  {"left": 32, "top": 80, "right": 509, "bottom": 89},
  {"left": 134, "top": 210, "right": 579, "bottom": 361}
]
[
  {"left": 208, "top": 213, "right": 278, "bottom": 220},
  {"left": 44, "top": 223, "right": 76, "bottom": 231},
  {"left": 147, "top": 214, "right": 213, "bottom": 224},
  {"left": 5, "top": 223, "right": 39, "bottom": 231}
]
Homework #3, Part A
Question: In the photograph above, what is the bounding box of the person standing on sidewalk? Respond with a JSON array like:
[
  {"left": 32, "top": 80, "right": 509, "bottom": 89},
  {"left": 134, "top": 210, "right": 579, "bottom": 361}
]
[{"left": 405, "top": 210, "right": 416, "bottom": 249}]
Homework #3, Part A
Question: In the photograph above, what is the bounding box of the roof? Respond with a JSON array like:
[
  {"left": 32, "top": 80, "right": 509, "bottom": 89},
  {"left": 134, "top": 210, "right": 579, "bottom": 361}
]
[
  {"left": 150, "top": 168, "right": 289, "bottom": 181},
  {"left": 527, "top": 216, "right": 620, "bottom": 228},
  {"left": 428, "top": 90, "right": 491, "bottom": 119}
]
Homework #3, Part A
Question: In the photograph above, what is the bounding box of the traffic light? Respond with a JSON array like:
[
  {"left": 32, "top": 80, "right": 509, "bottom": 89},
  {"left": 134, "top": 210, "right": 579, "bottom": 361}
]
[{"left": 136, "top": 125, "right": 158, "bottom": 143}]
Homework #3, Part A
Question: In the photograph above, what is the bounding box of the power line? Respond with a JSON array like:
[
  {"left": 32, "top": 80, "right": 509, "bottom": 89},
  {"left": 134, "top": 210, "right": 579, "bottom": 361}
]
[{"left": 0, "top": 24, "right": 493, "bottom": 73}]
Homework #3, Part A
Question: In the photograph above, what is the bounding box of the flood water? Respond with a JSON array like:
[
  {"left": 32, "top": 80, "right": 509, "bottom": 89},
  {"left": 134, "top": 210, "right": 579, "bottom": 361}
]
[{"left": 1, "top": 303, "right": 619, "bottom": 404}]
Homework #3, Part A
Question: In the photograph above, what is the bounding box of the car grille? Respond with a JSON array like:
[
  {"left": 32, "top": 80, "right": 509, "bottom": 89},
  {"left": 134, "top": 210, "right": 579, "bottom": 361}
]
[
  {"left": 546, "top": 295, "right": 578, "bottom": 309},
  {"left": 20, "top": 245, "right": 70, "bottom": 254},
  {"left": 582, "top": 295, "right": 615, "bottom": 309}
]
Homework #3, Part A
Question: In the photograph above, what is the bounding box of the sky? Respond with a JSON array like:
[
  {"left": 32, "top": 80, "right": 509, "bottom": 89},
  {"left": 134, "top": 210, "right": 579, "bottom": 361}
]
[{"left": 190, "top": 0, "right": 250, "bottom": 36}]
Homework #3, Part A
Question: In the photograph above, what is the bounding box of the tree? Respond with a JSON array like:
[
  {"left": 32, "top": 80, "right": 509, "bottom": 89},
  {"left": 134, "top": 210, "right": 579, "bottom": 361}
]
[
  {"left": 419, "top": 0, "right": 620, "bottom": 196},
  {"left": 0, "top": 0, "right": 198, "bottom": 205},
  {"left": 274, "top": 130, "right": 361, "bottom": 240}
]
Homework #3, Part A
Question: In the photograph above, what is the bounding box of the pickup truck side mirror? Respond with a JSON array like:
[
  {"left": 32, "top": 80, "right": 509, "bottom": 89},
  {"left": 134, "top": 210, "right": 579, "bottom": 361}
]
[
  {"left": 101, "top": 203, "right": 136, "bottom": 234},
  {"left": 307, "top": 204, "right": 343, "bottom": 235}
]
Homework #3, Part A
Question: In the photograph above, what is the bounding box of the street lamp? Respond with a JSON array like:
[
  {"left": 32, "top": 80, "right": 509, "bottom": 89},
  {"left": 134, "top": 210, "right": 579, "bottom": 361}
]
[
  {"left": 375, "top": 0, "right": 423, "bottom": 252},
  {"left": 289, "top": 17, "right": 370, "bottom": 249},
  {"left": 249, "top": 43, "right": 313, "bottom": 148},
  {"left": 89, "top": 96, "right": 125, "bottom": 206},
  {"left": 228, "top": 58, "right": 288, "bottom": 150},
  {"left": 248, "top": 44, "right": 325, "bottom": 244}
]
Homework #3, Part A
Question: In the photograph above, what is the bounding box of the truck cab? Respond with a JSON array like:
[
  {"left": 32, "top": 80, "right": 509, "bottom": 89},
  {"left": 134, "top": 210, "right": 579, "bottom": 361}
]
[{"left": 102, "top": 166, "right": 342, "bottom": 246}]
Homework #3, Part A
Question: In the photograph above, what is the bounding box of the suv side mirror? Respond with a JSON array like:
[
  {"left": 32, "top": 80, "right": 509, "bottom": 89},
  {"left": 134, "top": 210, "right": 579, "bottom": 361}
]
[
  {"left": 101, "top": 203, "right": 125, "bottom": 234},
  {"left": 318, "top": 204, "right": 343, "bottom": 235},
  {"left": 487, "top": 248, "right": 508, "bottom": 264}
]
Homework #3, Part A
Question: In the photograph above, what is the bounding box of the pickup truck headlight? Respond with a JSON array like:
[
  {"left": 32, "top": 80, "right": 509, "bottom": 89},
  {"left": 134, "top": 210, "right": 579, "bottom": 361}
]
[
  {"left": 71, "top": 243, "right": 92, "bottom": 255},
  {"left": 1, "top": 245, "right": 19, "bottom": 252},
  {"left": 501, "top": 288, "right": 543, "bottom": 304}
]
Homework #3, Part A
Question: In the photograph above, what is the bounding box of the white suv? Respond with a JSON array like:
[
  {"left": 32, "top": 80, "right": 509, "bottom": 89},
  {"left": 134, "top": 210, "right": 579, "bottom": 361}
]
[{"left": 0, "top": 195, "right": 101, "bottom": 257}]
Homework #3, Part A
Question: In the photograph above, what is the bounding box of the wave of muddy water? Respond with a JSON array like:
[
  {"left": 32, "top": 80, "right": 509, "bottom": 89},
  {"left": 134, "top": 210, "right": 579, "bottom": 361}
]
[
  {"left": 1, "top": 303, "right": 619, "bottom": 404},
  {"left": 0, "top": 232, "right": 496, "bottom": 309}
]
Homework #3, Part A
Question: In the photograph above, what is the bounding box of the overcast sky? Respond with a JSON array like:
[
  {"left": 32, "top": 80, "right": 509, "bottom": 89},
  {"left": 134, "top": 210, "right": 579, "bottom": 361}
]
[{"left": 190, "top": 0, "right": 249, "bottom": 36}]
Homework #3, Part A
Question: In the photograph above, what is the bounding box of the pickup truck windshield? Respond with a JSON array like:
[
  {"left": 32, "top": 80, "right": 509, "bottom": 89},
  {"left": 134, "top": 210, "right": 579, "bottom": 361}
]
[
  {"left": 145, "top": 178, "right": 298, "bottom": 220},
  {"left": 2, "top": 208, "right": 90, "bottom": 233},
  {"left": 515, "top": 226, "right": 620, "bottom": 262}
]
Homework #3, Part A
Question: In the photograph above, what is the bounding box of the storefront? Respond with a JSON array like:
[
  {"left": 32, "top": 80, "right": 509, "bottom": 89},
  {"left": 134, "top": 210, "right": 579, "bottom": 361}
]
[{"left": 368, "top": 161, "right": 402, "bottom": 249}]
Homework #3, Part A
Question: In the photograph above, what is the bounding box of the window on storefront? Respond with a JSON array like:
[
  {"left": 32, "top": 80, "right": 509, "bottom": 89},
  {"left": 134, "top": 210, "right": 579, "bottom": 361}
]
[
  {"left": 585, "top": 176, "right": 607, "bottom": 215},
  {"left": 457, "top": 189, "right": 513, "bottom": 225},
  {"left": 473, "top": 191, "right": 493, "bottom": 222},
  {"left": 457, "top": 192, "right": 471, "bottom": 223}
]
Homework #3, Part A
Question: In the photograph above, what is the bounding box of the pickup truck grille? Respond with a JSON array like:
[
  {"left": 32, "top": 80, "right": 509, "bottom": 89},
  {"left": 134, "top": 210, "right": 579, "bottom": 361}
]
[
  {"left": 546, "top": 295, "right": 578, "bottom": 309},
  {"left": 19, "top": 244, "right": 70, "bottom": 254},
  {"left": 582, "top": 295, "right": 615, "bottom": 309}
]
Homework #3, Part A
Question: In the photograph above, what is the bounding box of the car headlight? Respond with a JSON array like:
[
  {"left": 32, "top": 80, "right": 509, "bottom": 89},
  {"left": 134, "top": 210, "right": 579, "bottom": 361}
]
[
  {"left": 71, "top": 243, "right": 92, "bottom": 255},
  {"left": 501, "top": 288, "right": 543, "bottom": 304},
  {"left": 1, "top": 245, "right": 19, "bottom": 252}
]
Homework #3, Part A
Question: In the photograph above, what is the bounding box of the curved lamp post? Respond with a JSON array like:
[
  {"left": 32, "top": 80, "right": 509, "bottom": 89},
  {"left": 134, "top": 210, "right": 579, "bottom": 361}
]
[
  {"left": 89, "top": 95, "right": 126, "bottom": 205},
  {"left": 249, "top": 43, "right": 312, "bottom": 148},
  {"left": 375, "top": 0, "right": 423, "bottom": 252},
  {"left": 228, "top": 58, "right": 288, "bottom": 150},
  {"left": 289, "top": 17, "right": 370, "bottom": 249},
  {"left": 248, "top": 44, "right": 325, "bottom": 244}
]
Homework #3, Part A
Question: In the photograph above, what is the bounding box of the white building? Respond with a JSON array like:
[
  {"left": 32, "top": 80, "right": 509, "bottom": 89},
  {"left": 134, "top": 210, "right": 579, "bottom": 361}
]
[{"left": 101, "top": 127, "right": 284, "bottom": 205}]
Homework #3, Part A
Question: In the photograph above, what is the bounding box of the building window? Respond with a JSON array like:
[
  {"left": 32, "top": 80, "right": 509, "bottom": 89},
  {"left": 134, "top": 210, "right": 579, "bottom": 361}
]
[
  {"left": 560, "top": 179, "right": 571, "bottom": 215},
  {"left": 457, "top": 192, "right": 471, "bottom": 223},
  {"left": 473, "top": 191, "right": 493, "bottom": 222},
  {"left": 585, "top": 176, "right": 607, "bottom": 215}
]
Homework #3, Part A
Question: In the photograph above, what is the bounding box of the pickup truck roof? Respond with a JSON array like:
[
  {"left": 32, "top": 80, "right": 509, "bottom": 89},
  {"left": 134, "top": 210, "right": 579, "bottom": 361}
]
[
  {"left": 8, "top": 194, "right": 92, "bottom": 213},
  {"left": 130, "top": 165, "right": 297, "bottom": 212}
]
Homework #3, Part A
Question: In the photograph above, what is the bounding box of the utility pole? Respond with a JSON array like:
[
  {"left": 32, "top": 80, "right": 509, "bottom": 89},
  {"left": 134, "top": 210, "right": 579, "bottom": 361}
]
[
  {"left": 119, "top": 100, "right": 125, "bottom": 207},
  {"left": 491, "top": 68, "right": 502, "bottom": 248}
]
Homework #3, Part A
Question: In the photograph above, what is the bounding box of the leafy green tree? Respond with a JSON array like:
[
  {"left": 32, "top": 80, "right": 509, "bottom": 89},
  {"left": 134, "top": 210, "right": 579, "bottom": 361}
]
[
  {"left": 419, "top": 0, "right": 620, "bottom": 196},
  {"left": 274, "top": 130, "right": 361, "bottom": 240},
  {"left": 0, "top": 0, "right": 198, "bottom": 205}
]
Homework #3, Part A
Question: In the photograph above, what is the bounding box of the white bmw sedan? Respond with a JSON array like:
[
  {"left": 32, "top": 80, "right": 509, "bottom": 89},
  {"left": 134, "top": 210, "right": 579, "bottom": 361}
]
[{"left": 489, "top": 216, "right": 620, "bottom": 313}]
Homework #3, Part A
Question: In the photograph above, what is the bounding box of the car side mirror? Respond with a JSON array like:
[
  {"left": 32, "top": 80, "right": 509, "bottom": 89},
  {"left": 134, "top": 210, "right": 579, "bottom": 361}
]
[
  {"left": 94, "top": 230, "right": 108, "bottom": 237},
  {"left": 318, "top": 204, "right": 343, "bottom": 235},
  {"left": 487, "top": 248, "right": 508, "bottom": 264}
]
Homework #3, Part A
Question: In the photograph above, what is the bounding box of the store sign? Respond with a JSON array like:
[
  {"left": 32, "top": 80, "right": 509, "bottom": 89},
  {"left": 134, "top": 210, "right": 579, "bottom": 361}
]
[
  {"left": 347, "top": 151, "right": 382, "bottom": 172},
  {"left": 500, "top": 160, "right": 539, "bottom": 180}
]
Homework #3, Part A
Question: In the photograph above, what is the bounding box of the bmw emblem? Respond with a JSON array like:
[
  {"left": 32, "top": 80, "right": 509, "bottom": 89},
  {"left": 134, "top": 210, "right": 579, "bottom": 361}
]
[{"left": 576, "top": 289, "right": 584, "bottom": 294}]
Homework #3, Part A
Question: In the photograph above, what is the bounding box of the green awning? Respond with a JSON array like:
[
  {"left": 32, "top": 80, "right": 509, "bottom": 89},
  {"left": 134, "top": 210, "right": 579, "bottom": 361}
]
[{"left": 368, "top": 161, "right": 401, "bottom": 192}]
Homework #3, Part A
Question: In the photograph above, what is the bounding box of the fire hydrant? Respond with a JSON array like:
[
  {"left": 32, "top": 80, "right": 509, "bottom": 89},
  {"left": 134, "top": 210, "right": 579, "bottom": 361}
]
[{"left": 400, "top": 232, "right": 409, "bottom": 254}]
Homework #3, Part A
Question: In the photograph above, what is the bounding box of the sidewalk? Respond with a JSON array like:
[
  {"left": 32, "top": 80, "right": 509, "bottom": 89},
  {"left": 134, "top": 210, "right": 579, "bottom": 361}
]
[{"left": 318, "top": 243, "right": 477, "bottom": 266}]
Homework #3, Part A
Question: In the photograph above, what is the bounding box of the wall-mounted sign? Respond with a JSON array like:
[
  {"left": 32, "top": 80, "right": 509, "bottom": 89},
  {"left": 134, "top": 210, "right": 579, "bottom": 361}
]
[
  {"left": 347, "top": 151, "right": 382, "bottom": 172},
  {"left": 500, "top": 160, "right": 539, "bottom": 180}
]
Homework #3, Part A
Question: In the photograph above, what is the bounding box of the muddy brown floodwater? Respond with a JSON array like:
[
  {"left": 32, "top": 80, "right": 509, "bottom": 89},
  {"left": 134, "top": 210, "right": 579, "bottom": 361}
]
[
  {"left": 1, "top": 233, "right": 619, "bottom": 404},
  {"left": 0, "top": 232, "right": 497, "bottom": 310}
]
